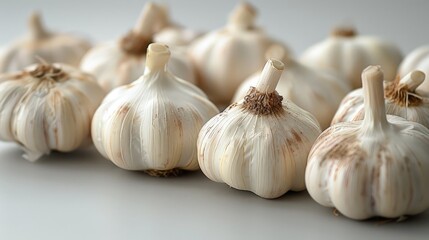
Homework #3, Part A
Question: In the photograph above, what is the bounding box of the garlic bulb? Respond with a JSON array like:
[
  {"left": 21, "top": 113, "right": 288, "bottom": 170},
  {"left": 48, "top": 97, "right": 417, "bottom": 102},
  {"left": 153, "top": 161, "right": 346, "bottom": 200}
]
[
  {"left": 0, "top": 63, "right": 105, "bottom": 161},
  {"left": 197, "top": 59, "right": 321, "bottom": 198},
  {"left": 300, "top": 27, "right": 402, "bottom": 89},
  {"left": 92, "top": 43, "right": 218, "bottom": 176},
  {"left": 189, "top": 2, "right": 290, "bottom": 106},
  {"left": 399, "top": 46, "right": 429, "bottom": 93},
  {"left": 153, "top": 5, "right": 201, "bottom": 47},
  {"left": 0, "top": 12, "right": 91, "bottom": 73},
  {"left": 233, "top": 45, "right": 350, "bottom": 129},
  {"left": 332, "top": 70, "right": 429, "bottom": 128},
  {"left": 306, "top": 66, "right": 429, "bottom": 220},
  {"left": 80, "top": 3, "right": 196, "bottom": 92}
]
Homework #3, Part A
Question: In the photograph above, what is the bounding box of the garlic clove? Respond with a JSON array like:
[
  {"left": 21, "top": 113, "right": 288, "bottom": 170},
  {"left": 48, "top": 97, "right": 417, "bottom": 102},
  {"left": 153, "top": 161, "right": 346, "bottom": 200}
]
[
  {"left": 233, "top": 44, "right": 349, "bottom": 129},
  {"left": 0, "top": 12, "right": 92, "bottom": 73},
  {"left": 306, "top": 65, "right": 429, "bottom": 220},
  {"left": 80, "top": 3, "right": 196, "bottom": 92},
  {"left": 91, "top": 43, "right": 219, "bottom": 175},
  {"left": 189, "top": 2, "right": 291, "bottom": 107},
  {"left": 0, "top": 63, "right": 105, "bottom": 161},
  {"left": 300, "top": 27, "right": 402, "bottom": 89},
  {"left": 197, "top": 59, "right": 321, "bottom": 198},
  {"left": 332, "top": 70, "right": 429, "bottom": 128}
]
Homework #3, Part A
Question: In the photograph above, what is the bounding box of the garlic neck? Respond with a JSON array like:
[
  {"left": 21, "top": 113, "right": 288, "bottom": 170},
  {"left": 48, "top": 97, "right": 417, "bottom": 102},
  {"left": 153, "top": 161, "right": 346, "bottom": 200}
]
[
  {"left": 361, "top": 66, "right": 390, "bottom": 134},
  {"left": 242, "top": 59, "right": 284, "bottom": 115},
  {"left": 227, "top": 2, "right": 257, "bottom": 30},
  {"left": 29, "top": 12, "right": 50, "bottom": 40},
  {"left": 385, "top": 70, "right": 425, "bottom": 107},
  {"left": 331, "top": 27, "right": 357, "bottom": 38},
  {"left": 144, "top": 43, "right": 170, "bottom": 74},
  {"left": 29, "top": 64, "right": 68, "bottom": 82}
]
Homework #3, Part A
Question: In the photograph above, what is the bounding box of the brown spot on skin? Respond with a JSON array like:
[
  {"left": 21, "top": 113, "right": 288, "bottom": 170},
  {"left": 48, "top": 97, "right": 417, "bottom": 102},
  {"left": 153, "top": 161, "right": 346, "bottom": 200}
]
[
  {"left": 118, "top": 105, "right": 131, "bottom": 115},
  {"left": 241, "top": 87, "right": 283, "bottom": 115},
  {"left": 291, "top": 130, "right": 302, "bottom": 143},
  {"left": 385, "top": 75, "right": 422, "bottom": 107},
  {"left": 120, "top": 31, "right": 152, "bottom": 56}
]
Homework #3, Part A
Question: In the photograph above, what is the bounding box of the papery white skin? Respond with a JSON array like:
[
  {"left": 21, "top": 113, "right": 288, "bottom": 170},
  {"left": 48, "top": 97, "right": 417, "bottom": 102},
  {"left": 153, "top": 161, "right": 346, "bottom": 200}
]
[
  {"left": 300, "top": 28, "right": 402, "bottom": 89},
  {"left": 92, "top": 43, "right": 218, "bottom": 172},
  {"left": 189, "top": 2, "right": 291, "bottom": 106},
  {"left": 80, "top": 3, "right": 196, "bottom": 92},
  {"left": 306, "top": 66, "right": 429, "bottom": 220},
  {"left": 399, "top": 46, "right": 429, "bottom": 93},
  {"left": 198, "top": 59, "right": 321, "bottom": 199},
  {"left": 332, "top": 70, "right": 429, "bottom": 128},
  {"left": 0, "top": 63, "right": 105, "bottom": 161},
  {"left": 0, "top": 12, "right": 91, "bottom": 73},
  {"left": 233, "top": 47, "right": 349, "bottom": 129}
]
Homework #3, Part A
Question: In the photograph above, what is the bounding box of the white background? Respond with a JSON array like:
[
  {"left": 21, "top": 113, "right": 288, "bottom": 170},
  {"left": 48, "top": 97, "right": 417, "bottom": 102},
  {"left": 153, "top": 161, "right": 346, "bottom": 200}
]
[{"left": 0, "top": 0, "right": 428, "bottom": 239}]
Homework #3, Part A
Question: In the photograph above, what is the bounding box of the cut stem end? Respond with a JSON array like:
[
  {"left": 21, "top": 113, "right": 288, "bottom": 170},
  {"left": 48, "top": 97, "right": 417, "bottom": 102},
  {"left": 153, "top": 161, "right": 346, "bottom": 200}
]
[
  {"left": 228, "top": 2, "right": 257, "bottom": 30},
  {"left": 145, "top": 43, "right": 170, "bottom": 72}
]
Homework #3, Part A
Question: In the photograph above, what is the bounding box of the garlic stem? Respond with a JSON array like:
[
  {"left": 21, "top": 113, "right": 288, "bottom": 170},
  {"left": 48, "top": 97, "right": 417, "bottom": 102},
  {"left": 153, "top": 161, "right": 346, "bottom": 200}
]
[
  {"left": 228, "top": 2, "right": 257, "bottom": 30},
  {"left": 133, "top": 2, "right": 162, "bottom": 37},
  {"left": 29, "top": 12, "right": 50, "bottom": 40},
  {"left": 145, "top": 43, "right": 170, "bottom": 73},
  {"left": 400, "top": 70, "right": 425, "bottom": 92},
  {"left": 361, "top": 65, "right": 389, "bottom": 131},
  {"left": 331, "top": 27, "right": 357, "bottom": 38},
  {"left": 256, "top": 59, "right": 284, "bottom": 93}
]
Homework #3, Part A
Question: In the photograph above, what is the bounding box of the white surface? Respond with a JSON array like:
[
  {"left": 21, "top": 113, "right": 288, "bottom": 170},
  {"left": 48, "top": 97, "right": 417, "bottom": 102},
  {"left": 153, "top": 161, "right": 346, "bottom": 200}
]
[{"left": 1, "top": 0, "right": 429, "bottom": 239}]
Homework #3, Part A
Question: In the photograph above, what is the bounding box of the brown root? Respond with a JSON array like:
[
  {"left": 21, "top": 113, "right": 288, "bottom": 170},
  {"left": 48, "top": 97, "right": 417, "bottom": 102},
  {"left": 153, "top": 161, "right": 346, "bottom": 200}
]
[
  {"left": 241, "top": 87, "right": 283, "bottom": 115},
  {"left": 120, "top": 31, "right": 152, "bottom": 56},
  {"left": 144, "top": 168, "right": 183, "bottom": 177}
]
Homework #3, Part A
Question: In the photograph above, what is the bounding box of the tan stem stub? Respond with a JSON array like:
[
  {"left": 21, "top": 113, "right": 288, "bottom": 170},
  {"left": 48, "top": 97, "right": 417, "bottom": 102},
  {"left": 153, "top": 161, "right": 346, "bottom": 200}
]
[
  {"left": 361, "top": 65, "right": 389, "bottom": 130},
  {"left": 385, "top": 71, "right": 425, "bottom": 107},
  {"left": 133, "top": 2, "right": 165, "bottom": 36},
  {"left": 120, "top": 31, "right": 152, "bottom": 56},
  {"left": 228, "top": 2, "right": 257, "bottom": 29},
  {"left": 242, "top": 87, "right": 283, "bottom": 115},
  {"left": 331, "top": 27, "right": 357, "bottom": 37},
  {"left": 29, "top": 12, "right": 50, "bottom": 40},
  {"left": 256, "top": 59, "right": 284, "bottom": 93},
  {"left": 145, "top": 43, "right": 170, "bottom": 72},
  {"left": 28, "top": 64, "right": 68, "bottom": 82},
  {"left": 144, "top": 168, "right": 182, "bottom": 177}
]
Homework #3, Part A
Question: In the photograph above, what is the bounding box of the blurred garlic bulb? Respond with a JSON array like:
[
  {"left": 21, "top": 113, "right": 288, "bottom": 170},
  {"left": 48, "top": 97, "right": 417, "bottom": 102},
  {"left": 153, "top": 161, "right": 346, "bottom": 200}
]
[
  {"left": 92, "top": 43, "right": 218, "bottom": 176},
  {"left": 399, "top": 46, "right": 429, "bottom": 92},
  {"left": 301, "top": 27, "right": 402, "bottom": 89},
  {"left": 81, "top": 3, "right": 196, "bottom": 92},
  {"left": 153, "top": 5, "right": 201, "bottom": 47},
  {"left": 189, "top": 2, "right": 291, "bottom": 107},
  {"left": 197, "top": 59, "right": 321, "bottom": 198},
  {"left": 233, "top": 45, "right": 350, "bottom": 129},
  {"left": 0, "top": 12, "right": 91, "bottom": 73},
  {"left": 332, "top": 70, "right": 429, "bottom": 128},
  {"left": 306, "top": 66, "right": 429, "bottom": 220},
  {"left": 0, "top": 63, "right": 105, "bottom": 161}
]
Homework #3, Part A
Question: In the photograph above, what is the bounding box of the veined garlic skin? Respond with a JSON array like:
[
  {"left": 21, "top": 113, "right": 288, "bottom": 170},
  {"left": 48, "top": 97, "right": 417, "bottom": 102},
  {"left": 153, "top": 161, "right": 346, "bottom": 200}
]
[
  {"left": 198, "top": 59, "right": 321, "bottom": 198},
  {"left": 300, "top": 28, "right": 402, "bottom": 89},
  {"left": 233, "top": 46, "right": 349, "bottom": 129},
  {"left": 0, "top": 12, "right": 91, "bottom": 73},
  {"left": 189, "top": 2, "right": 290, "bottom": 106},
  {"left": 92, "top": 43, "right": 218, "bottom": 175},
  {"left": 80, "top": 3, "right": 195, "bottom": 92},
  {"left": 0, "top": 63, "right": 105, "bottom": 161},
  {"left": 332, "top": 70, "right": 429, "bottom": 128},
  {"left": 399, "top": 46, "right": 429, "bottom": 93},
  {"left": 306, "top": 66, "right": 429, "bottom": 220}
]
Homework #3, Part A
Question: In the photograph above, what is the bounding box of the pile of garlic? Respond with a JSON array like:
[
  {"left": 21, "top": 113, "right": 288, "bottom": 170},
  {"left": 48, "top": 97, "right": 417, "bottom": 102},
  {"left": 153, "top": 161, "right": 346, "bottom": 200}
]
[
  {"left": 0, "top": 63, "right": 105, "bottom": 161},
  {"left": 92, "top": 43, "right": 218, "bottom": 176},
  {"left": 81, "top": 2, "right": 196, "bottom": 92},
  {"left": 0, "top": 12, "right": 91, "bottom": 73},
  {"left": 399, "top": 45, "right": 429, "bottom": 93},
  {"left": 306, "top": 66, "right": 429, "bottom": 220}
]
